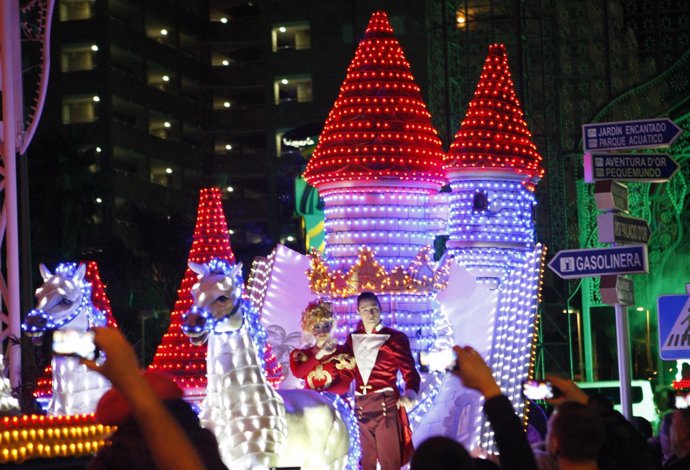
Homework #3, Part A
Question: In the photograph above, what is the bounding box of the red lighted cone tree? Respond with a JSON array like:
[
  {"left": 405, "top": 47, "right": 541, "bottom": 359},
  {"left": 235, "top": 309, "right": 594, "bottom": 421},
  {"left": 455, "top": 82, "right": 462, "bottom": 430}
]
[
  {"left": 149, "top": 188, "right": 282, "bottom": 396},
  {"left": 445, "top": 43, "right": 543, "bottom": 186},
  {"left": 303, "top": 10, "right": 446, "bottom": 190},
  {"left": 34, "top": 261, "right": 118, "bottom": 400}
]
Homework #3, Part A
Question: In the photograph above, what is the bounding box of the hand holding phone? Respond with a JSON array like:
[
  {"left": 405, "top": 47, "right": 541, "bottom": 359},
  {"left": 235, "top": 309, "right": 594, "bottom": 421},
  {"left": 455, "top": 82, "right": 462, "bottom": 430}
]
[
  {"left": 419, "top": 349, "right": 458, "bottom": 372},
  {"left": 521, "top": 379, "right": 561, "bottom": 400},
  {"left": 51, "top": 329, "right": 99, "bottom": 360}
]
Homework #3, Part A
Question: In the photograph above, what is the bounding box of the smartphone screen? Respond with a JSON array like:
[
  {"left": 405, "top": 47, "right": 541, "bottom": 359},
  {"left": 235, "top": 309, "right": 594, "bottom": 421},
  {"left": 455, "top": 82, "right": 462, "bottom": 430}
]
[
  {"left": 419, "top": 350, "right": 457, "bottom": 372},
  {"left": 522, "top": 379, "right": 556, "bottom": 400},
  {"left": 52, "top": 329, "right": 97, "bottom": 360},
  {"left": 676, "top": 392, "right": 690, "bottom": 409}
]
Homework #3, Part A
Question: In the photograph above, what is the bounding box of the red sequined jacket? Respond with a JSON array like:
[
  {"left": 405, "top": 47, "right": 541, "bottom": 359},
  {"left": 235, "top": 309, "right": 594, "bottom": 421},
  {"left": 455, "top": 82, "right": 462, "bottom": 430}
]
[
  {"left": 289, "top": 344, "right": 356, "bottom": 394},
  {"left": 345, "top": 322, "right": 420, "bottom": 397}
]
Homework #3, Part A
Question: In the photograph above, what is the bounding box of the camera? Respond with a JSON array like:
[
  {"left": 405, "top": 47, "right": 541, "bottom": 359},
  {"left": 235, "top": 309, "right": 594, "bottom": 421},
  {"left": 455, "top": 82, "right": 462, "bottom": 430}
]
[
  {"left": 676, "top": 391, "right": 690, "bottom": 409},
  {"left": 419, "top": 349, "right": 458, "bottom": 372},
  {"left": 521, "top": 379, "right": 561, "bottom": 400},
  {"left": 50, "top": 329, "right": 99, "bottom": 360}
]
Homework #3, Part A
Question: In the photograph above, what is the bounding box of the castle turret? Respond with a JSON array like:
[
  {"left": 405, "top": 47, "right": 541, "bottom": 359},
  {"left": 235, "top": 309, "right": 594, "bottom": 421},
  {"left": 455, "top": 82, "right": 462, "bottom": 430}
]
[
  {"left": 303, "top": 11, "right": 454, "bottom": 429},
  {"left": 444, "top": 44, "right": 544, "bottom": 286},
  {"left": 303, "top": 11, "right": 447, "bottom": 272}
]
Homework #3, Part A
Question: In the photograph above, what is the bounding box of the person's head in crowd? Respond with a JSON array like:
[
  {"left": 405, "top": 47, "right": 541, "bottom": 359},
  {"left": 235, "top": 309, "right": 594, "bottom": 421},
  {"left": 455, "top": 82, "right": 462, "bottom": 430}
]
[
  {"left": 631, "top": 416, "right": 653, "bottom": 440},
  {"left": 300, "top": 300, "right": 336, "bottom": 346},
  {"left": 547, "top": 401, "right": 605, "bottom": 466},
  {"left": 671, "top": 408, "right": 690, "bottom": 460},
  {"left": 89, "top": 371, "right": 226, "bottom": 470},
  {"left": 410, "top": 436, "right": 476, "bottom": 470}
]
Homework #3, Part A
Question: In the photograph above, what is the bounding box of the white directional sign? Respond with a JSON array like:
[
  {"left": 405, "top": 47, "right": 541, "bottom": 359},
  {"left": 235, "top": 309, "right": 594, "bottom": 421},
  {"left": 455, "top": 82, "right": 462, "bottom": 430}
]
[
  {"left": 658, "top": 294, "right": 690, "bottom": 360},
  {"left": 583, "top": 118, "right": 683, "bottom": 152},
  {"left": 548, "top": 245, "right": 648, "bottom": 280}
]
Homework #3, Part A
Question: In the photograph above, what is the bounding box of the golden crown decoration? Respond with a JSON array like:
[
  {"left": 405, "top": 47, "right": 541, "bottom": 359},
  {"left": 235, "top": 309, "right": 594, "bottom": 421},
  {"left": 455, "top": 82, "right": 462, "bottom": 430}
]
[{"left": 308, "top": 246, "right": 452, "bottom": 298}]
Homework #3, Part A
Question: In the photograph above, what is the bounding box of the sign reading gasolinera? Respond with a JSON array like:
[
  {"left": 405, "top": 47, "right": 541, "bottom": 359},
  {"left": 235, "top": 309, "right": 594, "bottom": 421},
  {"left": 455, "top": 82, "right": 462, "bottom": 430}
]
[{"left": 548, "top": 245, "right": 649, "bottom": 280}]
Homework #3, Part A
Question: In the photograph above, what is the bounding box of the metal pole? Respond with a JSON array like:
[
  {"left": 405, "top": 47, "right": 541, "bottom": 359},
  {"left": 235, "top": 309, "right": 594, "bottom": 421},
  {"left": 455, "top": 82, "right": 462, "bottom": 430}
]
[
  {"left": 615, "top": 303, "right": 633, "bottom": 420},
  {"left": 576, "top": 310, "right": 584, "bottom": 378},
  {"left": 0, "top": 0, "right": 24, "bottom": 389}
]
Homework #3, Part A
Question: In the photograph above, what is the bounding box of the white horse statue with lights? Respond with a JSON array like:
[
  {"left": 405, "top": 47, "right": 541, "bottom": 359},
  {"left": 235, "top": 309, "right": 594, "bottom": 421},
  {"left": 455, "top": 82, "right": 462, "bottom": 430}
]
[
  {"left": 182, "top": 259, "right": 357, "bottom": 470},
  {"left": 22, "top": 262, "right": 109, "bottom": 415}
]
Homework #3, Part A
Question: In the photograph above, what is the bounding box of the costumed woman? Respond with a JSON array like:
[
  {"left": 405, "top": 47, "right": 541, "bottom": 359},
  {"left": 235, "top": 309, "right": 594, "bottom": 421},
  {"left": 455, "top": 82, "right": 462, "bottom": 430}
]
[{"left": 290, "top": 300, "right": 356, "bottom": 394}]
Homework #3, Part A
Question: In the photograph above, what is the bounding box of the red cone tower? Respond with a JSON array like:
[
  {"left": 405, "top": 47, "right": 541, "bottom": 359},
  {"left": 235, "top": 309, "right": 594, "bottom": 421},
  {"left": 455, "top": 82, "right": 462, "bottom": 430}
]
[
  {"left": 445, "top": 43, "right": 543, "bottom": 186},
  {"left": 303, "top": 11, "right": 446, "bottom": 190},
  {"left": 148, "top": 188, "right": 236, "bottom": 396},
  {"left": 149, "top": 188, "right": 282, "bottom": 397}
]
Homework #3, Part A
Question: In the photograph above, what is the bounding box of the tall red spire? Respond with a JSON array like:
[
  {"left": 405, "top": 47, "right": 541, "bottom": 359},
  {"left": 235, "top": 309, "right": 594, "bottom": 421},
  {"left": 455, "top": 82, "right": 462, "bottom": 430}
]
[
  {"left": 445, "top": 44, "right": 543, "bottom": 183},
  {"left": 149, "top": 188, "right": 283, "bottom": 394},
  {"left": 303, "top": 11, "right": 446, "bottom": 190},
  {"left": 148, "top": 188, "right": 236, "bottom": 395}
]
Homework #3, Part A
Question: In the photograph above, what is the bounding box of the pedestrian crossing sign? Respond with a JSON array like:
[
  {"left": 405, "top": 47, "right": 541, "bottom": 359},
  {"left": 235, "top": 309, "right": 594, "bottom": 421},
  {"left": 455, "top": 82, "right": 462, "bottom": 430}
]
[{"left": 658, "top": 294, "right": 690, "bottom": 360}]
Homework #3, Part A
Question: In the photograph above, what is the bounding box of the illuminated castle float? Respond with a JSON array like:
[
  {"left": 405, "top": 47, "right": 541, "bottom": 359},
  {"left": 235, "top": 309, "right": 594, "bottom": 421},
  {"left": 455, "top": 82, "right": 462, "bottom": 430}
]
[{"left": 253, "top": 12, "right": 545, "bottom": 451}]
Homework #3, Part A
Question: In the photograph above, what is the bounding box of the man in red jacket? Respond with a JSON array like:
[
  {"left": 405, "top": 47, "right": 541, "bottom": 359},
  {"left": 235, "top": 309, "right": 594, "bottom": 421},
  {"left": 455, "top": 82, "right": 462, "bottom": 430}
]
[{"left": 347, "top": 291, "right": 420, "bottom": 470}]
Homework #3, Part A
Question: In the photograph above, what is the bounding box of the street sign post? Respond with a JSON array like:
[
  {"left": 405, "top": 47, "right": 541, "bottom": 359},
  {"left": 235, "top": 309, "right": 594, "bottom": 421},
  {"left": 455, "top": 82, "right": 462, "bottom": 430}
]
[
  {"left": 597, "top": 213, "right": 651, "bottom": 245},
  {"left": 600, "top": 275, "right": 635, "bottom": 306},
  {"left": 584, "top": 152, "right": 680, "bottom": 183},
  {"left": 594, "top": 180, "right": 629, "bottom": 212},
  {"left": 658, "top": 294, "right": 690, "bottom": 360},
  {"left": 583, "top": 118, "right": 683, "bottom": 152},
  {"left": 548, "top": 245, "right": 648, "bottom": 280}
]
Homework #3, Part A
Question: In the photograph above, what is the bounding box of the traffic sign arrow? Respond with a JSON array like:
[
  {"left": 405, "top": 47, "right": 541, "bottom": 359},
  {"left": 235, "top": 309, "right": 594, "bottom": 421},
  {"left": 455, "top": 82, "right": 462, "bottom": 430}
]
[
  {"left": 597, "top": 213, "right": 650, "bottom": 245},
  {"left": 584, "top": 152, "right": 680, "bottom": 183},
  {"left": 548, "top": 245, "right": 648, "bottom": 279},
  {"left": 583, "top": 118, "right": 683, "bottom": 152}
]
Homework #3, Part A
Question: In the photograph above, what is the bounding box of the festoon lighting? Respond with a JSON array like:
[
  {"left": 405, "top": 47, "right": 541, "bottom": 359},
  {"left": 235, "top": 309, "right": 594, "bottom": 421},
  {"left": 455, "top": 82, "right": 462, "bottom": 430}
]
[
  {"left": 444, "top": 44, "right": 546, "bottom": 452},
  {"left": 301, "top": 11, "right": 455, "bottom": 431},
  {"left": 149, "top": 187, "right": 282, "bottom": 398}
]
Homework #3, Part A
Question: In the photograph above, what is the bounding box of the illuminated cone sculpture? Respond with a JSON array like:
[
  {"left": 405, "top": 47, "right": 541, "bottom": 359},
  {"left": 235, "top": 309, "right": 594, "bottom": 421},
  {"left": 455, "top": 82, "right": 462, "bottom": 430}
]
[{"left": 149, "top": 188, "right": 282, "bottom": 399}]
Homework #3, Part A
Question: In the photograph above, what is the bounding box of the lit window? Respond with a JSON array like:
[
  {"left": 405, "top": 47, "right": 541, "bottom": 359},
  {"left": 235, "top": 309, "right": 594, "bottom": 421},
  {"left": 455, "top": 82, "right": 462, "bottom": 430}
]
[
  {"left": 150, "top": 161, "right": 177, "bottom": 187},
  {"left": 62, "top": 95, "right": 98, "bottom": 124},
  {"left": 212, "top": 96, "right": 234, "bottom": 110},
  {"left": 211, "top": 52, "right": 234, "bottom": 67},
  {"left": 274, "top": 75, "right": 312, "bottom": 104},
  {"left": 59, "top": 0, "right": 94, "bottom": 21},
  {"left": 148, "top": 115, "right": 177, "bottom": 140},
  {"left": 147, "top": 65, "right": 175, "bottom": 93},
  {"left": 272, "top": 23, "right": 311, "bottom": 52},
  {"left": 60, "top": 44, "right": 96, "bottom": 72},
  {"left": 214, "top": 139, "right": 235, "bottom": 154}
]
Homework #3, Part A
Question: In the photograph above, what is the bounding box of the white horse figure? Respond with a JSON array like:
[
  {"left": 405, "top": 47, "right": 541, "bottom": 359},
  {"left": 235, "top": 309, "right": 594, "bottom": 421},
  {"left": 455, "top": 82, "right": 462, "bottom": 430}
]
[
  {"left": 182, "top": 259, "right": 356, "bottom": 470},
  {"left": 22, "top": 262, "right": 109, "bottom": 415}
]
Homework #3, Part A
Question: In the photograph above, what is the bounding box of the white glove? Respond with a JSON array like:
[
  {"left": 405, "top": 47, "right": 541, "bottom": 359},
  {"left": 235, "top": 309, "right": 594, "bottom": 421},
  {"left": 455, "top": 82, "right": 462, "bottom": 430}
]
[{"left": 397, "top": 389, "right": 417, "bottom": 410}]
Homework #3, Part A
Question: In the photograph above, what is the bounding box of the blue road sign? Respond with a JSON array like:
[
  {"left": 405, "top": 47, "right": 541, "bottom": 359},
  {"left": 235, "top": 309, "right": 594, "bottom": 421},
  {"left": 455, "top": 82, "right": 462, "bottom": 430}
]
[
  {"left": 583, "top": 118, "right": 683, "bottom": 152},
  {"left": 584, "top": 153, "right": 680, "bottom": 183},
  {"left": 548, "top": 245, "right": 648, "bottom": 280},
  {"left": 658, "top": 294, "right": 690, "bottom": 360}
]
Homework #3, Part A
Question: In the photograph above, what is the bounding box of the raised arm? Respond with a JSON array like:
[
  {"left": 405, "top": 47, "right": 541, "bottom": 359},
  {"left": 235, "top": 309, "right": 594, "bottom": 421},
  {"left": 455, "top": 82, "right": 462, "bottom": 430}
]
[
  {"left": 452, "top": 345, "right": 538, "bottom": 470},
  {"left": 83, "top": 327, "right": 208, "bottom": 470}
]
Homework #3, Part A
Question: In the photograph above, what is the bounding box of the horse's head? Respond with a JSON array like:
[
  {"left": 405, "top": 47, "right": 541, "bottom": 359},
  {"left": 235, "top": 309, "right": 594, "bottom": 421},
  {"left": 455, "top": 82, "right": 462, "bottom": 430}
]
[
  {"left": 182, "top": 259, "right": 244, "bottom": 345},
  {"left": 22, "top": 263, "right": 90, "bottom": 343}
]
